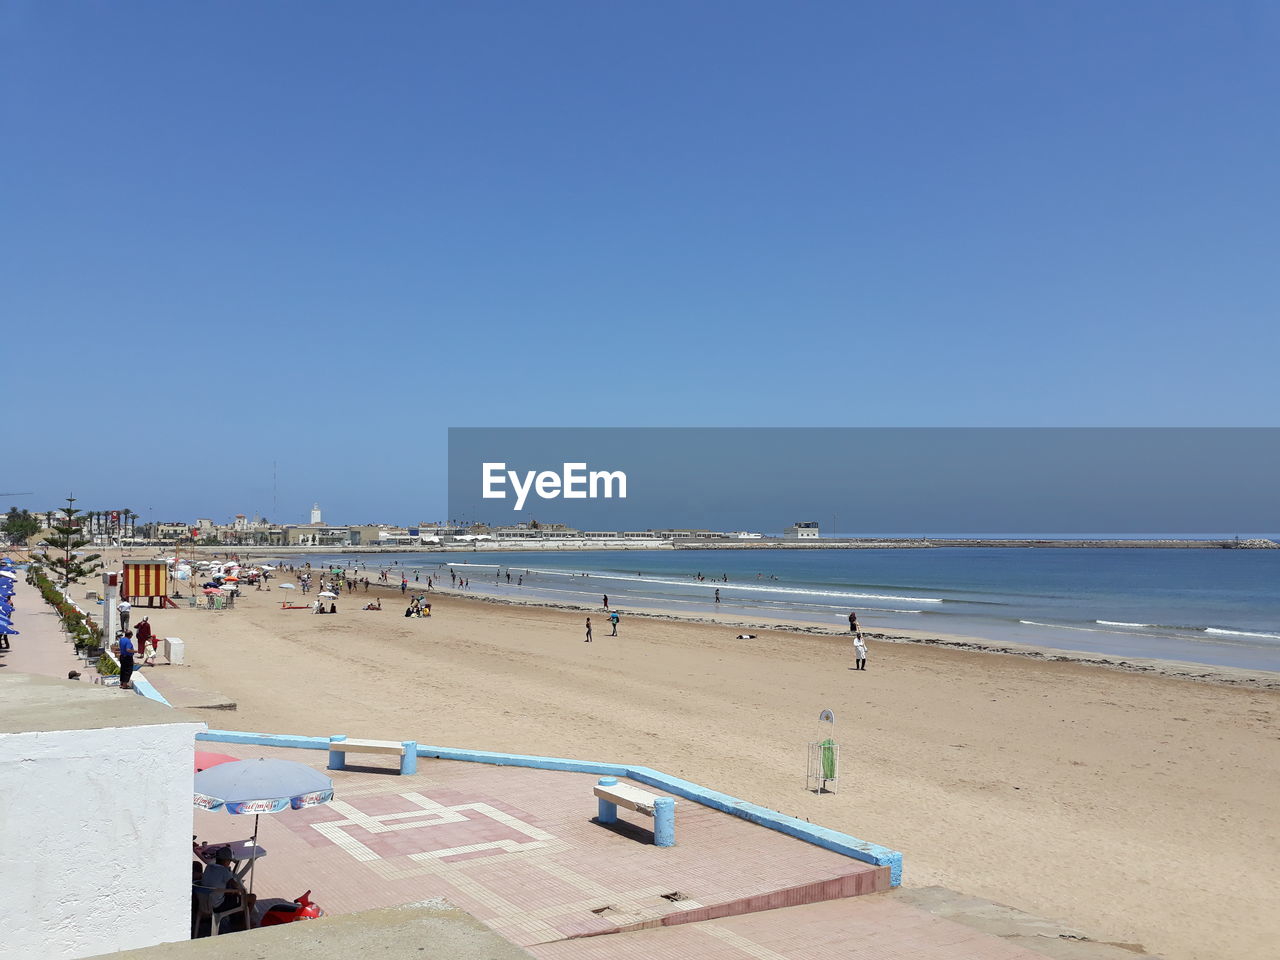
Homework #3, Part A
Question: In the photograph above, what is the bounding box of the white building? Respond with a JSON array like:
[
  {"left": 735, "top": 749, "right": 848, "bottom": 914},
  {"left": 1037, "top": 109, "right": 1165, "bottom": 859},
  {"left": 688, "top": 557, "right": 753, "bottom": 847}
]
[
  {"left": 310, "top": 503, "right": 323, "bottom": 525},
  {"left": 0, "top": 673, "right": 205, "bottom": 958},
  {"left": 785, "top": 522, "right": 820, "bottom": 539}
]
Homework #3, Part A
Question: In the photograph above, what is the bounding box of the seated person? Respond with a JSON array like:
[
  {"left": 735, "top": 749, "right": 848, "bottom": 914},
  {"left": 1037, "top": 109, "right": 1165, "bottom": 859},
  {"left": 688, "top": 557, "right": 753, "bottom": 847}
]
[
  {"left": 328, "top": 602, "right": 337, "bottom": 614},
  {"left": 197, "top": 848, "right": 254, "bottom": 933}
]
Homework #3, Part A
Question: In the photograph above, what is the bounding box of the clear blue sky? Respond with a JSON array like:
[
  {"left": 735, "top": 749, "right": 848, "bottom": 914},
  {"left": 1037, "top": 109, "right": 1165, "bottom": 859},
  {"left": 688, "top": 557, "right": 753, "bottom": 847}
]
[{"left": 3, "top": 2, "right": 1277, "bottom": 524}]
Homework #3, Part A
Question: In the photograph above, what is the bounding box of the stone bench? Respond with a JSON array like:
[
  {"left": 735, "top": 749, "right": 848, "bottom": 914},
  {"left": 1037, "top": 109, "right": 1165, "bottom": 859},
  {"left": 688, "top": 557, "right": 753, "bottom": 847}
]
[
  {"left": 327, "top": 736, "right": 418, "bottom": 775},
  {"left": 593, "top": 777, "right": 675, "bottom": 846}
]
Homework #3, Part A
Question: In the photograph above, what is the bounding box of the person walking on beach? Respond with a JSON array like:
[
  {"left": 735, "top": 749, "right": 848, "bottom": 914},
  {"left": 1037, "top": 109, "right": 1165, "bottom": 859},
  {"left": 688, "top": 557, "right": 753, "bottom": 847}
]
[
  {"left": 584, "top": 617, "right": 593, "bottom": 642},
  {"left": 117, "top": 598, "right": 131, "bottom": 633},
  {"left": 609, "top": 610, "right": 620, "bottom": 636},
  {"left": 853, "top": 634, "right": 868, "bottom": 671},
  {"left": 602, "top": 594, "right": 608, "bottom": 609},
  {"left": 848, "top": 611, "right": 859, "bottom": 634}
]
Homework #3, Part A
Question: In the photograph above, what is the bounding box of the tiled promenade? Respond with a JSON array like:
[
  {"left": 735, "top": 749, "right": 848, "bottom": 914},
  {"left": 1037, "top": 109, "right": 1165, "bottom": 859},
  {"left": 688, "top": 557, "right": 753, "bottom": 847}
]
[
  {"left": 195, "top": 744, "right": 888, "bottom": 947},
  {"left": 194, "top": 744, "right": 1046, "bottom": 959},
  {"left": 0, "top": 577, "right": 94, "bottom": 681},
  {"left": 532, "top": 895, "right": 1047, "bottom": 960}
]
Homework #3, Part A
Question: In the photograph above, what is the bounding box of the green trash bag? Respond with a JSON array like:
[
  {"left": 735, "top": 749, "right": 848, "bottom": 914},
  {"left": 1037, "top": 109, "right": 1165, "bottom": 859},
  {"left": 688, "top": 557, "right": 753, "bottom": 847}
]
[{"left": 820, "top": 738, "right": 837, "bottom": 781}]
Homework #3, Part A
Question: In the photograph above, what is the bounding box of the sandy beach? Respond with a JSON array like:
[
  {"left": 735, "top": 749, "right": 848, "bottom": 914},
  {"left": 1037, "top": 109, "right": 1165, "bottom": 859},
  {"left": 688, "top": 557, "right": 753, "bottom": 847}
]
[{"left": 112, "top": 555, "right": 1280, "bottom": 960}]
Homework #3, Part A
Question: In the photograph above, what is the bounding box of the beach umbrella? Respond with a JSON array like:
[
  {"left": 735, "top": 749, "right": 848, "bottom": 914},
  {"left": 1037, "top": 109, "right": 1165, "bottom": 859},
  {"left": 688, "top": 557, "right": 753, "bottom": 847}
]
[
  {"left": 317, "top": 591, "right": 336, "bottom": 598},
  {"left": 223, "top": 576, "right": 239, "bottom": 582},
  {"left": 277, "top": 583, "right": 296, "bottom": 590},
  {"left": 0, "top": 625, "right": 17, "bottom": 636},
  {"left": 194, "top": 758, "right": 334, "bottom": 893},
  {"left": 0, "top": 571, "right": 16, "bottom": 580},
  {"left": 202, "top": 587, "right": 223, "bottom": 595},
  {"left": 195, "top": 751, "right": 240, "bottom": 773}
]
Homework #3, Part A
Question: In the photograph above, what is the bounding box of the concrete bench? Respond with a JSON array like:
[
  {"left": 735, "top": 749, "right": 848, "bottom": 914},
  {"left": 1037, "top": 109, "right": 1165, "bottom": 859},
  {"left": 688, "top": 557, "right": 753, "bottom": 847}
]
[
  {"left": 328, "top": 736, "right": 418, "bottom": 775},
  {"left": 593, "top": 777, "right": 675, "bottom": 846}
]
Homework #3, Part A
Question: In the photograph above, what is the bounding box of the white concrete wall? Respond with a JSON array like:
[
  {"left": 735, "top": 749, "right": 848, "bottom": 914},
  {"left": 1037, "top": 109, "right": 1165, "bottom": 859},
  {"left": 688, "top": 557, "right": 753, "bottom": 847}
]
[{"left": 0, "top": 721, "right": 205, "bottom": 959}]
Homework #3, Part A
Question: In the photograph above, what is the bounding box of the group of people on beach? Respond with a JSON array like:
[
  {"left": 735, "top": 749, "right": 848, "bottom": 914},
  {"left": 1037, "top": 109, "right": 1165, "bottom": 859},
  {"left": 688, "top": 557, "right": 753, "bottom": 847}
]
[
  {"left": 404, "top": 596, "right": 431, "bottom": 618},
  {"left": 110, "top": 606, "right": 164, "bottom": 690},
  {"left": 583, "top": 609, "right": 621, "bottom": 641}
]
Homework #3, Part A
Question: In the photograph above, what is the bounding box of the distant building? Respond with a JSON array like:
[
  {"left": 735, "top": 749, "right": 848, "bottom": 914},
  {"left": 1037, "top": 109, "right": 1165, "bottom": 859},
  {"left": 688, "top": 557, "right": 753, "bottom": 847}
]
[
  {"left": 310, "top": 503, "right": 323, "bottom": 525},
  {"left": 284, "top": 524, "right": 350, "bottom": 546},
  {"left": 150, "top": 522, "right": 191, "bottom": 542},
  {"left": 785, "top": 522, "right": 820, "bottom": 540}
]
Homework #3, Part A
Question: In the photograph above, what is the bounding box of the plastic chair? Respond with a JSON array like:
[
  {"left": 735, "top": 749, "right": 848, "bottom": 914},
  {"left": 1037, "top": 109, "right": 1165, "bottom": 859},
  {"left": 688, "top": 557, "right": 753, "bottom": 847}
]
[{"left": 193, "top": 888, "right": 252, "bottom": 936}]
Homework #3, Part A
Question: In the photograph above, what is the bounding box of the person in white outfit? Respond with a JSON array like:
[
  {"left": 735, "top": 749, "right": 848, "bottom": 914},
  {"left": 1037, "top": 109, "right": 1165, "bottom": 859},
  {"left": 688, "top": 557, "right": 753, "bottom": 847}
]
[{"left": 853, "top": 634, "right": 868, "bottom": 671}]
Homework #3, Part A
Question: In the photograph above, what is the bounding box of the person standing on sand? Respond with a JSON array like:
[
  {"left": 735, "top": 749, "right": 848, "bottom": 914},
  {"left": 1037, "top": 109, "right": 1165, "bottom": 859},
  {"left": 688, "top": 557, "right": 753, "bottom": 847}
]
[
  {"left": 603, "top": 594, "right": 608, "bottom": 609},
  {"left": 609, "top": 610, "right": 619, "bottom": 636},
  {"left": 584, "top": 617, "right": 593, "bottom": 642},
  {"left": 853, "top": 634, "right": 868, "bottom": 671},
  {"left": 848, "top": 611, "right": 859, "bottom": 634}
]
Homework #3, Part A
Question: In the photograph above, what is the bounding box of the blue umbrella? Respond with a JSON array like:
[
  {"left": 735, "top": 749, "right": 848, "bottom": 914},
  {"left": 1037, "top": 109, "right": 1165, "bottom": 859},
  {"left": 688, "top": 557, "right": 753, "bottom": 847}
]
[
  {"left": 193, "top": 757, "right": 334, "bottom": 892},
  {"left": 194, "top": 757, "right": 333, "bottom": 813}
]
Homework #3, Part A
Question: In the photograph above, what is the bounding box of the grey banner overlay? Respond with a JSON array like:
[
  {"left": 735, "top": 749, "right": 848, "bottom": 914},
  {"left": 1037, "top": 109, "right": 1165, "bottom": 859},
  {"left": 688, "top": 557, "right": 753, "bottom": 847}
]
[{"left": 447, "top": 428, "right": 1279, "bottom": 534}]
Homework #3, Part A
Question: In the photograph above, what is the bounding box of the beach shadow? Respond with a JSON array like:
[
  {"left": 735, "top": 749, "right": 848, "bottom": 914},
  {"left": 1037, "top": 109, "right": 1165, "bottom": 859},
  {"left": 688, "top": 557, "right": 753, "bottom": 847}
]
[{"left": 590, "top": 817, "right": 657, "bottom": 846}]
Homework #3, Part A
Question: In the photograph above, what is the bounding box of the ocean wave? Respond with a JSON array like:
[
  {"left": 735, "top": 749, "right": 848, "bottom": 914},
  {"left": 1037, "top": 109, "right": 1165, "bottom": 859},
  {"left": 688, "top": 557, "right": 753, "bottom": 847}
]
[
  {"left": 1096, "top": 620, "right": 1153, "bottom": 628},
  {"left": 515, "top": 568, "right": 946, "bottom": 604},
  {"left": 1018, "top": 620, "right": 1099, "bottom": 633},
  {"left": 1205, "top": 628, "right": 1280, "bottom": 641}
]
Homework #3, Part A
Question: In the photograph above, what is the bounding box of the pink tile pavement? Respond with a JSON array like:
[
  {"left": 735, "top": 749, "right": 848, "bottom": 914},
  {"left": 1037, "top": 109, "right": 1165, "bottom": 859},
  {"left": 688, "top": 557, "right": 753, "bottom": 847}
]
[{"left": 193, "top": 742, "right": 888, "bottom": 949}]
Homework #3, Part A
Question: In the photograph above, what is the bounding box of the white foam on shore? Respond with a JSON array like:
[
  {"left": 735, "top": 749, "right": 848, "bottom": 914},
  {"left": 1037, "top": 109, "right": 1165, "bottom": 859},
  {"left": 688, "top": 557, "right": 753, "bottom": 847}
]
[
  {"left": 1019, "top": 620, "right": 1099, "bottom": 633},
  {"left": 1097, "top": 620, "right": 1153, "bottom": 628},
  {"left": 1205, "top": 628, "right": 1280, "bottom": 641},
  {"left": 514, "top": 567, "right": 946, "bottom": 604}
]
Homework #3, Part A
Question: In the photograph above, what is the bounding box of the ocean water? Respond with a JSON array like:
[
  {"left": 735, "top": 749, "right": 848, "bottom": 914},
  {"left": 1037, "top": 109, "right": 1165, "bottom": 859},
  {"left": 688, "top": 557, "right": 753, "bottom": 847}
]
[{"left": 302, "top": 547, "right": 1280, "bottom": 672}]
